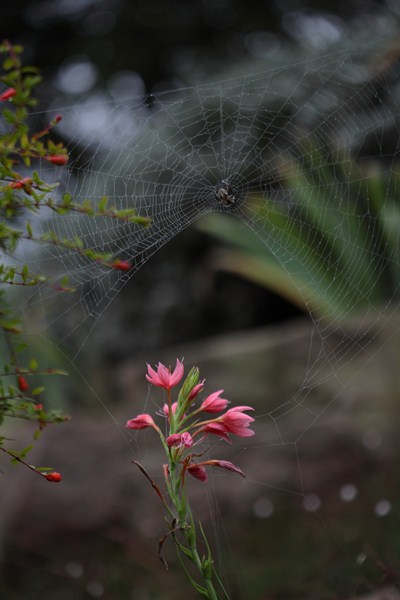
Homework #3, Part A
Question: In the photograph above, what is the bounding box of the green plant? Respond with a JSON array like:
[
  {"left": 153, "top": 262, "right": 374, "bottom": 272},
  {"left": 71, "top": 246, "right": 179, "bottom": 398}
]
[
  {"left": 198, "top": 146, "right": 400, "bottom": 320},
  {"left": 127, "top": 359, "right": 254, "bottom": 599},
  {"left": 0, "top": 40, "right": 149, "bottom": 479}
]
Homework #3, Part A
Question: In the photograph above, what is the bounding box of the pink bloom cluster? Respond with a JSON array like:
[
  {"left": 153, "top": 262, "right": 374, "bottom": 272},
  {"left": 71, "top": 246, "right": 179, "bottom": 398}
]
[{"left": 125, "top": 359, "right": 255, "bottom": 483}]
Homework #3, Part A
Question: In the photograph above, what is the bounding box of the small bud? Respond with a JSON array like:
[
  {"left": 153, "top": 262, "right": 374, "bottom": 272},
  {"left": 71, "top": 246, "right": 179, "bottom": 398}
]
[
  {"left": 45, "top": 472, "right": 62, "bottom": 482},
  {"left": 34, "top": 403, "right": 44, "bottom": 410},
  {"left": 17, "top": 375, "right": 29, "bottom": 392},
  {"left": 166, "top": 432, "right": 193, "bottom": 448},
  {"left": 188, "top": 379, "right": 205, "bottom": 400},
  {"left": 162, "top": 401, "right": 178, "bottom": 419},
  {"left": 0, "top": 87, "right": 17, "bottom": 101},
  {"left": 54, "top": 114, "right": 62, "bottom": 123},
  {"left": 126, "top": 413, "right": 157, "bottom": 430},
  {"left": 44, "top": 154, "right": 69, "bottom": 166},
  {"left": 8, "top": 177, "right": 32, "bottom": 190},
  {"left": 112, "top": 260, "right": 132, "bottom": 271}
]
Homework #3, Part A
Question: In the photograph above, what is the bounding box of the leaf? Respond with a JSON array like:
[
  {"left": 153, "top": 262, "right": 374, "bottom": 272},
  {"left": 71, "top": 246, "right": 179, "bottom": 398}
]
[
  {"left": 23, "top": 75, "right": 42, "bottom": 89},
  {"left": 31, "top": 387, "right": 45, "bottom": 396},
  {"left": 175, "top": 548, "right": 211, "bottom": 598},
  {"left": 2, "top": 108, "right": 17, "bottom": 124},
  {"left": 33, "top": 429, "right": 42, "bottom": 441},
  {"left": 21, "top": 264, "right": 29, "bottom": 282},
  {"left": 29, "top": 358, "right": 38, "bottom": 371},
  {"left": 2, "top": 57, "right": 15, "bottom": 70},
  {"left": 98, "top": 196, "right": 108, "bottom": 212}
]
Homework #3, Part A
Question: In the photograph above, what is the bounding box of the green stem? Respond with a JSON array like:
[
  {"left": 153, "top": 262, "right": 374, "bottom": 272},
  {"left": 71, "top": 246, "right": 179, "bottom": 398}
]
[
  {"left": 167, "top": 465, "right": 227, "bottom": 599},
  {"left": 182, "top": 525, "right": 220, "bottom": 600}
]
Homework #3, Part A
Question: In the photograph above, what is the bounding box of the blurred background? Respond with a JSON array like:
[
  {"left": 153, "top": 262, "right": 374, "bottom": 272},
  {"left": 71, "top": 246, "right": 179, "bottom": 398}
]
[{"left": 1, "top": 1, "right": 400, "bottom": 599}]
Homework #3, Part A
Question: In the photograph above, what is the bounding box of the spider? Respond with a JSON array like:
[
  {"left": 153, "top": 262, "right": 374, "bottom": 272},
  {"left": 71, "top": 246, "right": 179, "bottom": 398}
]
[{"left": 214, "top": 180, "right": 236, "bottom": 206}]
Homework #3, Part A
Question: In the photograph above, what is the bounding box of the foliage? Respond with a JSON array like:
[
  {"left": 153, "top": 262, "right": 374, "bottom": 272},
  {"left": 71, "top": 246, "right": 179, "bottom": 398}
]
[
  {"left": 0, "top": 40, "right": 149, "bottom": 479},
  {"left": 198, "top": 149, "right": 400, "bottom": 320}
]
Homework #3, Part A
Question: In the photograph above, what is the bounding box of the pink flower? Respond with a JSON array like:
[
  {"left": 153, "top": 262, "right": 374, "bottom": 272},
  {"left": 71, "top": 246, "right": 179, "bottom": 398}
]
[
  {"left": 146, "top": 359, "right": 184, "bottom": 390},
  {"left": 166, "top": 432, "right": 193, "bottom": 448},
  {"left": 197, "top": 406, "right": 255, "bottom": 441},
  {"left": 162, "top": 401, "right": 178, "bottom": 419},
  {"left": 188, "top": 380, "right": 205, "bottom": 400},
  {"left": 0, "top": 87, "right": 16, "bottom": 101},
  {"left": 125, "top": 413, "right": 157, "bottom": 430},
  {"left": 198, "top": 422, "right": 232, "bottom": 443},
  {"left": 219, "top": 406, "right": 255, "bottom": 437},
  {"left": 200, "top": 390, "right": 228, "bottom": 413}
]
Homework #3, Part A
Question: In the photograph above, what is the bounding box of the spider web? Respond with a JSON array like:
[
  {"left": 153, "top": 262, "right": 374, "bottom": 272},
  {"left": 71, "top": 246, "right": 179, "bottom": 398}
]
[{"left": 10, "top": 34, "right": 400, "bottom": 511}]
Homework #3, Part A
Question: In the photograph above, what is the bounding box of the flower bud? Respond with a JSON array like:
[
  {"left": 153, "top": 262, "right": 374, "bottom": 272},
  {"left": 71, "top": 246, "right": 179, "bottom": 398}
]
[
  {"left": 44, "top": 154, "right": 69, "bottom": 166},
  {"left": 0, "top": 87, "right": 16, "bottom": 101},
  {"left": 8, "top": 177, "right": 32, "bottom": 189},
  {"left": 189, "top": 379, "right": 205, "bottom": 400},
  {"left": 177, "top": 367, "right": 202, "bottom": 414},
  {"left": 126, "top": 413, "right": 157, "bottom": 430},
  {"left": 45, "top": 472, "right": 62, "bottom": 482},
  {"left": 162, "top": 401, "right": 178, "bottom": 421},
  {"left": 112, "top": 260, "right": 132, "bottom": 271},
  {"left": 17, "top": 375, "right": 29, "bottom": 392},
  {"left": 166, "top": 432, "right": 193, "bottom": 448}
]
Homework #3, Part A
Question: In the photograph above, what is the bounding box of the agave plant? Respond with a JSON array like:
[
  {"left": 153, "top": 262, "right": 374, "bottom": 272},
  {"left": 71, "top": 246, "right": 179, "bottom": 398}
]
[{"left": 197, "top": 147, "right": 400, "bottom": 320}]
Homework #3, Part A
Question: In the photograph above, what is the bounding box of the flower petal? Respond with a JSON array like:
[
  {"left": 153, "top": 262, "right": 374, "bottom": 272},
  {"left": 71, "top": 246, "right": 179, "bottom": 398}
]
[
  {"left": 187, "top": 463, "right": 208, "bottom": 482},
  {"left": 205, "top": 460, "right": 245, "bottom": 478},
  {"left": 169, "top": 358, "right": 184, "bottom": 387}
]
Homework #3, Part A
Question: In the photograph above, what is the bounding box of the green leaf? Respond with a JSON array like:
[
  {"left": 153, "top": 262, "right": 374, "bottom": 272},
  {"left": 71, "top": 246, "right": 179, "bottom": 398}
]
[
  {"left": 2, "top": 57, "right": 15, "bottom": 71},
  {"left": 29, "top": 359, "right": 38, "bottom": 371},
  {"left": 2, "top": 108, "right": 17, "bottom": 124},
  {"left": 31, "top": 387, "right": 45, "bottom": 396},
  {"left": 98, "top": 196, "right": 108, "bottom": 212},
  {"left": 23, "top": 75, "right": 42, "bottom": 89},
  {"left": 21, "top": 264, "right": 29, "bottom": 282}
]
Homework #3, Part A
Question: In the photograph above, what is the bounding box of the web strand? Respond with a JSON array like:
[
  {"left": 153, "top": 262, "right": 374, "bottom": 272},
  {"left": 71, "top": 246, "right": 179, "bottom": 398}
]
[{"left": 8, "top": 36, "right": 400, "bottom": 497}]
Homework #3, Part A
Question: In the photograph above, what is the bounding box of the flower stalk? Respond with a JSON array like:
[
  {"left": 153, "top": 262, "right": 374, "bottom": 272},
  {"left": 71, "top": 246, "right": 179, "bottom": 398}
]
[{"left": 126, "top": 359, "right": 255, "bottom": 599}]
